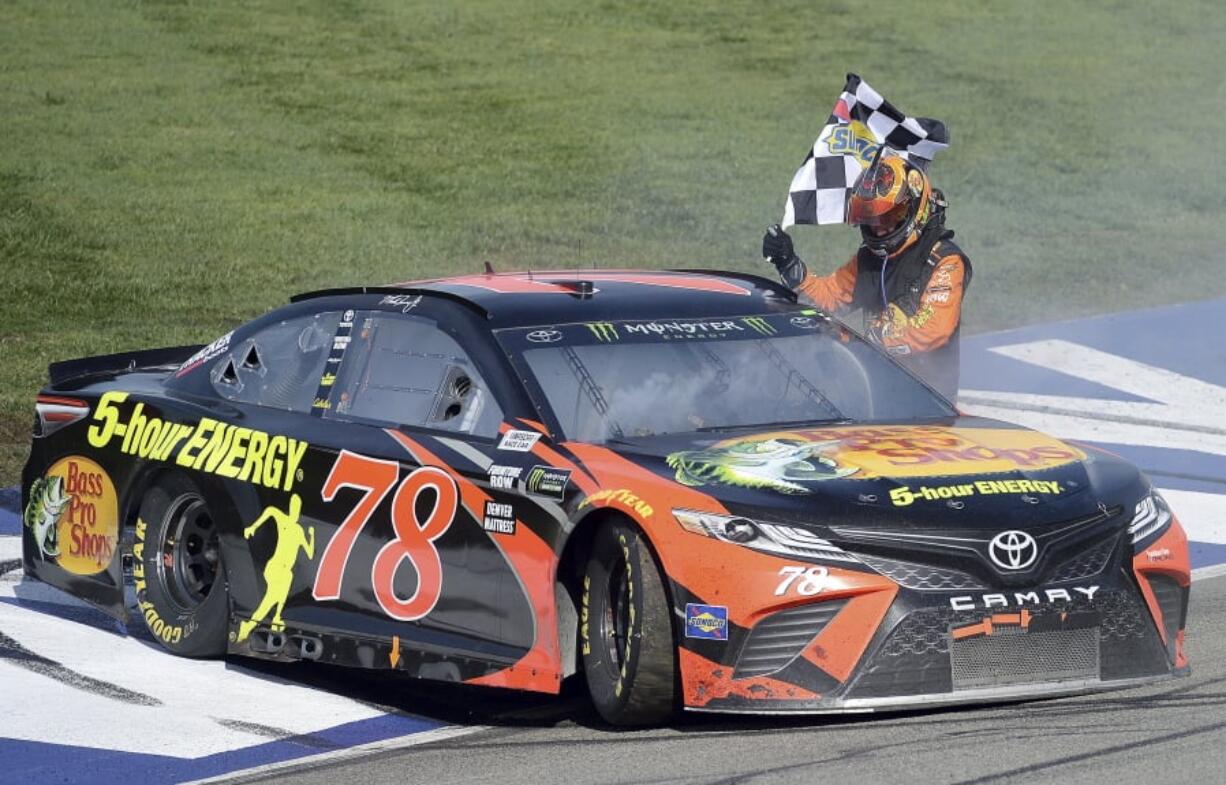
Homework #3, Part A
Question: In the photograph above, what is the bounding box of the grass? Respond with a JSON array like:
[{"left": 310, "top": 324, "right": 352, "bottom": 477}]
[{"left": 1, "top": 0, "right": 1224, "bottom": 486}]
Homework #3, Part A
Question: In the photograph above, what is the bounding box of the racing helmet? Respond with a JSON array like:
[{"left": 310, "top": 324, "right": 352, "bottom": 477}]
[{"left": 847, "top": 152, "right": 933, "bottom": 256}]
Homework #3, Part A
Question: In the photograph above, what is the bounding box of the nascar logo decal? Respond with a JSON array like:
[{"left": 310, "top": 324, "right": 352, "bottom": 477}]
[{"left": 685, "top": 603, "right": 729, "bottom": 640}]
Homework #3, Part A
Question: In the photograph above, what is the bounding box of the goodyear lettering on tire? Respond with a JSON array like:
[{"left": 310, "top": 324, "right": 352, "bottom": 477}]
[
  {"left": 581, "top": 575, "right": 591, "bottom": 656},
  {"left": 132, "top": 518, "right": 186, "bottom": 644}
]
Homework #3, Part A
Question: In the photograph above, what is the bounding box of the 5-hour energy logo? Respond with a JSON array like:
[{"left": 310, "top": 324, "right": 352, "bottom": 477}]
[
  {"left": 889, "top": 479, "right": 1064, "bottom": 506},
  {"left": 87, "top": 392, "right": 308, "bottom": 492}
]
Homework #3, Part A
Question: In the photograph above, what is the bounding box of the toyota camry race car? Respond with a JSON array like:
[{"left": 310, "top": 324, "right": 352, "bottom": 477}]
[{"left": 22, "top": 269, "right": 1190, "bottom": 725}]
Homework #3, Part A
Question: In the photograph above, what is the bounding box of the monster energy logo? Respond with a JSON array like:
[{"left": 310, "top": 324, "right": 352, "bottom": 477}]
[
  {"left": 741, "top": 316, "right": 776, "bottom": 335},
  {"left": 587, "top": 322, "right": 619, "bottom": 342},
  {"left": 525, "top": 464, "right": 570, "bottom": 499}
]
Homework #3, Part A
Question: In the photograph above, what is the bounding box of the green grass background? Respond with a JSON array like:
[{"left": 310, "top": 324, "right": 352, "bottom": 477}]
[{"left": 2, "top": 0, "right": 1224, "bottom": 485}]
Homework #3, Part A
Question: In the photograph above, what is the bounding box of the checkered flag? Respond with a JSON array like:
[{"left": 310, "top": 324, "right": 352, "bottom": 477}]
[{"left": 781, "top": 74, "right": 949, "bottom": 228}]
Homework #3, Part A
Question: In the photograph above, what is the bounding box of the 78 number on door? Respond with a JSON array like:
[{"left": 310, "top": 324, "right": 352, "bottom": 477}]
[{"left": 312, "top": 449, "right": 458, "bottom": 620}]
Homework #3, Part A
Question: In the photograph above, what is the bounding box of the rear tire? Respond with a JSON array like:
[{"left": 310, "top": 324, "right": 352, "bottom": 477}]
[
  {"left": 134, "top": 473, "right": 228, "bottom": 657},
  {"left": 581, "top": 520, "right": 677, "bottom": 726}
]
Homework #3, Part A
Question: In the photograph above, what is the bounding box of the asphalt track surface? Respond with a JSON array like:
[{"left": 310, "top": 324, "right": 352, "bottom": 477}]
[{"left": 200, "top": 571, "right": 1226, "bottom": 785}]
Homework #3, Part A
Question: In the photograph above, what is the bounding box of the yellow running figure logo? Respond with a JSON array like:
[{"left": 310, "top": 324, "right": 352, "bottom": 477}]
[{"left": 237, "top": 494, "right": 315, "bottom": 643}]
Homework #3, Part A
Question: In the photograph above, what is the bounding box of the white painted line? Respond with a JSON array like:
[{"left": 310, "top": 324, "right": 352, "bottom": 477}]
[
  {"left": 962, "top": 339, "right": 1226, "bottom": 455},
  {"left": 961, "top": 400, "right": 1226, "bottom": 456},
  {"left": 180, "top": 724, "right": 488, "bottom": 785},
  {"left": 0, "top": 535, "right": 21, "bottom": 562},
  {"left": 0, "top": 537, "right": 398, "bottom": 758},
  {"left": 1193, "top": 564, "right": 1226, "bottom": 582},
  {"left": 1159, "top": 488, "right": 1226, "bottom": 545},
  {"left": 0, "top": 600, "right": 393, "bottom": 755},
  {"left": 987, "top": 339, "right": 1226, "bottom": 419}
]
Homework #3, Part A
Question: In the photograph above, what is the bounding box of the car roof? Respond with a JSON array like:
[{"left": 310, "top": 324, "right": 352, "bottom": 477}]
[{"left": 292, "top": 269, "right": 799, "bottom": 328}]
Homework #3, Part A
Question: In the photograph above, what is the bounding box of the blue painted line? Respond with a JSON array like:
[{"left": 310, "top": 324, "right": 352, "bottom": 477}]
[
  {"left": 963, "top": 297, "right": 1226, "bottom": 386},
  {"left": 962, "top": 299, "right": 1226, "bottom": 404},
  {"left": 1075, "top": 442, "right": 1226, "bottom": 494},
  {"left": 962, "top": 346, "right": 1150, "bottom": 401},
  {"left": 1190, "top": 542, "right": 1226, "bottom": 572},
  {"left": 0, "top": 508, "right": 20, "bottom": 536},
  {"left": 0, "top": 713, "right": 443, "bottom": 785}
]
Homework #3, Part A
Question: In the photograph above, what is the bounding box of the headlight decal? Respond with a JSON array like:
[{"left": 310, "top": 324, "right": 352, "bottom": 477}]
[
  {"left": 1129, "top": 492, "right": 1172, "bottom": 545},
  {"left": 672, "top": 508, "right": 859, "bottom": 562}
]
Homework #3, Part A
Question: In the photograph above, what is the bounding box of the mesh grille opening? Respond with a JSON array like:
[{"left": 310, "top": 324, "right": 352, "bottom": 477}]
[
  {"left": 857, "top": 554, "right": 985, "bottom": 591},
  {"left": 952, "top": 626, "right": 1100, "bottom": 690},
  {"left": 849, "top": 587, "right": 1167, "bottom": 699},
  {"left": 1048, "top": 533, "right": 1121, "bottom": 583},
  {"left": 733, "top": 599, "right": 847, "bottom": 679},
  {"left": 1147, "top": 574, "right": 1186, "bottom": 663}
]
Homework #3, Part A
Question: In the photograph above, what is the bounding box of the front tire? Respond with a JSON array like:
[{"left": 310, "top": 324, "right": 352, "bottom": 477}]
[
  {"left": 134, "top": 473, "right": 228, "bottom": 657},
  {"left": 581, "top": 520, "right": 677, "bottom": 726}
]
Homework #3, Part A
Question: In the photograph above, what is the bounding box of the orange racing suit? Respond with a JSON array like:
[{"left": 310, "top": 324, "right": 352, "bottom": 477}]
[{"left": 796, "top": 223, "right": 971, "bottom": 400}]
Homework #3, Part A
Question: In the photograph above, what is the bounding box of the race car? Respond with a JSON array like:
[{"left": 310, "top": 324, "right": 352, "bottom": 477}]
[{"left": 21, "top": 269, "right": 1190, "bottom": 725}]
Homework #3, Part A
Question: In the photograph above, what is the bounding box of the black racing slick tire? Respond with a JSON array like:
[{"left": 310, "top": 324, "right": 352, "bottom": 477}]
[
  {"left": 133, "top": 473, "right": 229, "bottom": 657},
  {"left": 581, "top": 520, "right": 678, "bottom": 726}
]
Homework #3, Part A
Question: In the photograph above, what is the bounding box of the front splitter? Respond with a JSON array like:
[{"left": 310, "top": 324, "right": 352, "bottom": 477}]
[{"left": 684, "top": 668, "right": 1190, "bottom": 716}]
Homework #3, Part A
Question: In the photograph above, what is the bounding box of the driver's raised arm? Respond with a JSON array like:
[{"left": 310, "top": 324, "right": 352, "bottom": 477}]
[
  {"left": 762, "top": 224, "right": 858, "bottom": 315},
  {"left": 795, "top": 255, "right": 858, "bottom": 315}
]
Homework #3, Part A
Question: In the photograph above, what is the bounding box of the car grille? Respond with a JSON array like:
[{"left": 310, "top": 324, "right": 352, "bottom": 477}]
[
  {"left": 951, "top": 626, "right": 1099, "bottom": 689},
  {"left": 856, "top": 554, "right": 986, "bottom": 591},
  {"left": 733, "top": 599, "right": 848, "bottom": 679},
  {"left": 1047, "top": 533, "right": 1121, "bottom": 582},
  {"left": 848, "top": 587, "right": 1169, "bottom": 699},
  {"left": 1146, "top": 574, "right": 1186, "bottom": 663}
]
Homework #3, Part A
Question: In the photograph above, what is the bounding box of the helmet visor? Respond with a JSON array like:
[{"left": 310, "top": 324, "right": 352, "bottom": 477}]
[{"left": 848, "top": 197, "right": 909, "bottom": 231}]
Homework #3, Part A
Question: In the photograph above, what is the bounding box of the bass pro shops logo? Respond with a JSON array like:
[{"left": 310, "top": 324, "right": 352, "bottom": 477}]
[
  {"left": 988, "top": 530, "right": 1039, "bottom": 571},
  {"left": 23, "top": 456, "right": 119, "bottom": 575}
]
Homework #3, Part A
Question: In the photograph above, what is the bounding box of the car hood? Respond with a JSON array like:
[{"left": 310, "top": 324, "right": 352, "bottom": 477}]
[{"left": 605, "top": 417, "right": 1145, "bottom": 533}]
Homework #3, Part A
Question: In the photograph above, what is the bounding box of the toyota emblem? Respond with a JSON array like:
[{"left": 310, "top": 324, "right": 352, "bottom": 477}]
[
  {"left": 988, "top": 530, "right": 1038, "bottom": 571},
  {"left": 526, "top": 329, "right": 563, "bottom": 344}
]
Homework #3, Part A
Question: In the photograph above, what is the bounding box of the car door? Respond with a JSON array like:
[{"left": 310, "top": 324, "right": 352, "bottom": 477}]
[{"left": 230, "top": 302, "right": 539, "bottom": 666}]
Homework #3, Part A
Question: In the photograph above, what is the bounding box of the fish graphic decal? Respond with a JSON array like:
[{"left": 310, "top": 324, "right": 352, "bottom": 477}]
[
  {"left": 23, "top": 475, "right": 69, "bottom": 560},
  {"left": 667, "top": 438, "right": 857, "bottom": 494}
]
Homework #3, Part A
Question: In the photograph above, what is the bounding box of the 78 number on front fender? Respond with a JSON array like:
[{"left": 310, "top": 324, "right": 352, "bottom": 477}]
[
  {"left": 775, "top": 565, "right": 829, "bottom": 597},
  {"left": 312, "top": 449, "right": 458, "bottom": 620}
]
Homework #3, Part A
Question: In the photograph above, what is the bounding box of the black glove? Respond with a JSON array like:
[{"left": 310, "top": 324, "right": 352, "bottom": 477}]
[{"left": 762, "top": 224, "right": 807, "bottom": 289}]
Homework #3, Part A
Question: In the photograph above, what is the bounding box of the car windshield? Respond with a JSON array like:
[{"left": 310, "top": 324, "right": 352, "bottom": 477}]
[{"left": 499, "top": 311, "right": 955, "bottom": 443}]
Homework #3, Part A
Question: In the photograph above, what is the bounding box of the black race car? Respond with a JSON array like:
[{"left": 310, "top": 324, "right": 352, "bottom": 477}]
[{"left": 22, "top": 269, "right": 1190, "bottom": 725}]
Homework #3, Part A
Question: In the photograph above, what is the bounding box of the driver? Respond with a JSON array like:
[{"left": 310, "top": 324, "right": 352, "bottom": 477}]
[{"left": 762, "top": 153, "right": 972, "bottom": 401}]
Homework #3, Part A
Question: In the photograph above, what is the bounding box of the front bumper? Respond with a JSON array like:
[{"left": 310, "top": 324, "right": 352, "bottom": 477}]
[{"left": 676, "top": 523, "right": 1191, "bottom": 714}]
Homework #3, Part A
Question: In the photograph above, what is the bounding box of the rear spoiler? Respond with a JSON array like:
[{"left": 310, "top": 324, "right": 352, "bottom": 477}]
[{"left": 48, "top": 345, "right": 203, "bottom": 387}]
